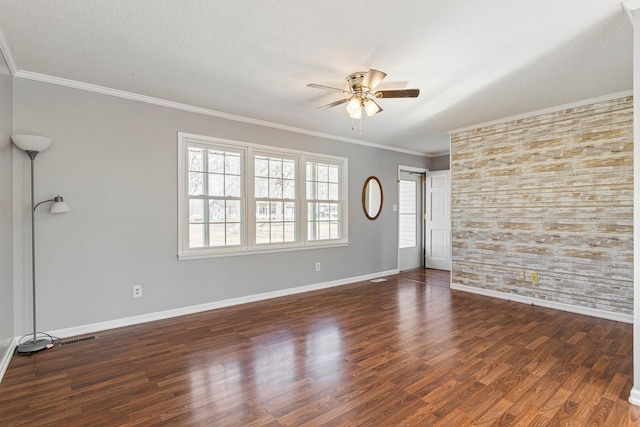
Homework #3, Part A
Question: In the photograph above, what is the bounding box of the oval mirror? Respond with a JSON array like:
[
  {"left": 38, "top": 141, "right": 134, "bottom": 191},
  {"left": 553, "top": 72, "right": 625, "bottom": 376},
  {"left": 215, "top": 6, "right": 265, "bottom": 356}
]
[{"left": 362, "top": 176, "right": 383, "bottom": 220}]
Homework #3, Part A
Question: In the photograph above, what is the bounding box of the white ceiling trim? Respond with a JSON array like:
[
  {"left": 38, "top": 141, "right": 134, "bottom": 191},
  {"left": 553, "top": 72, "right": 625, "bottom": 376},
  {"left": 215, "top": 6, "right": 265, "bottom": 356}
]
[
  {"left": 12, "top": 69, "right": 433, "bottom": 158},
  {"left": 623, "top": 0, "right": 640, "bottom": 17},
  {"left": 449, "top": 90, "right": 633, "bottom": 134},
  {"left": 0, "top": 25, "right": 17, "bottom": 75}
]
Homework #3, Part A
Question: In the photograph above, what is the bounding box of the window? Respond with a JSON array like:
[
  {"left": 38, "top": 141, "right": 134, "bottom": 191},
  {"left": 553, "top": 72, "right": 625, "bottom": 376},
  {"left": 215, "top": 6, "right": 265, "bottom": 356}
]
[
  {"left": 306, "top": 160, "right": 342, "bottom": 241},
  {"left": 178, "top": 133, "right": 348, "bottom": 259},
  {"left": 253, "top": 153, "right": 297, "bottom": 245},
  {"left": 398, "top": 179, "right": 417, "bottom": 248},
  {"left": 186, "top": 145, "right": 244, "bottom": 249}
]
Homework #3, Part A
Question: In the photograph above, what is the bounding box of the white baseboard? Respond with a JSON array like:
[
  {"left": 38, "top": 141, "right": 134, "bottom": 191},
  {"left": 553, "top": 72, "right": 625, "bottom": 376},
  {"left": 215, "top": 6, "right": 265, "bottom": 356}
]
[
  {"left": 0, "top": 337, "right": 18, "bottom": 384},
  {"left": 629, "top": 387, "right": 640, "bottom": 406},
  {"left": 44, "top": 269, "right": 399, "bottom": 340},
  {"left": 450, "top": 283, "right": 633, "bottom": 324}
]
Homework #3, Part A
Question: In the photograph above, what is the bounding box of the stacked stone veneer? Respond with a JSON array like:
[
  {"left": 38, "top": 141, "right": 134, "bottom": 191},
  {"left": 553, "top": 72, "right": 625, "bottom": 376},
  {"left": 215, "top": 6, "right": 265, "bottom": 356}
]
[{"left": 450, "top": 96, "right": 633, "bottom": 315}]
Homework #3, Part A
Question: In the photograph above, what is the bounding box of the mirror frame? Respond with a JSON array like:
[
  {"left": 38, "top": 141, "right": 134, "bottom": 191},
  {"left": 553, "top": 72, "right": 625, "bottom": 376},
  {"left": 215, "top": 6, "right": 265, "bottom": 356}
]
[{"left": 362, "top": 176, "right": 383, "bottom": 220}]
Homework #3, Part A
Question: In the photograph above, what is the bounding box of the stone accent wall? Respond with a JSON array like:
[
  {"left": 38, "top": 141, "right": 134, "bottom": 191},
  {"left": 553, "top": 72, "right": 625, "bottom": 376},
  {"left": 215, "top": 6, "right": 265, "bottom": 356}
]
[{"left": 450, "top": 96, "right": 633, "bottom": 315}]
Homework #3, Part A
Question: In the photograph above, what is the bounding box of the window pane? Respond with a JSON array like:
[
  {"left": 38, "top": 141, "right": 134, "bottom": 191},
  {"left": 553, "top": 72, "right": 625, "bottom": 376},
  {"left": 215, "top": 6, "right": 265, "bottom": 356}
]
[
  {"left": 189, "top": 224, "right": 205, "bottom": 248},
  {"left": 270, "top": 222, "right": 284, "bottom": 242},
  {"left": 188, "top": 148, "right": 204, "bottom": 172},
  {"left": 399, "top": 180, "right": 417, "bottom": 214},
  {"left": 317, "top": 182, "right": 329, "bottom": 200},
  {"left": 189, "top": 172, "right": 204, "bottom": 196},
  {"left": 256, "top": 201, "right": 269, "bottom": 220},
  {"left": 269, "top": 158, "right": 282, "bottom": 178},
  {"left": 189, "top": 199, "right": 204, "bottom": 223},
  {"left": 284, "top": 202, "right": 296, "bottom": 221},
  {"left": 225, "top": 153, "right": 240, "bottom": 175},
  {"left": 306, "top": 181, "right": 315, "bottom": 199},
  {"left": 209, "top": 200, "right": 225, "bottom": 222},
  {"left": 255, "top": 157, "right": 269, "bottom": 177},
  {"left": 209, "top": 224, "right": 226, "bottom": 246},
  {"left": 225, "top": 175, "right": 240, "bottom": 197},
  {"left": 399, "top": 180, "right": 417, "bottom": 248},
  {"left": 399, "top": 215, "right": 416, "bottom": 248},
  {"left": 226, "top": 223, "right": 241, "bottom": 246},
  {"left": 283, "top": 179, "right": 295, "bottom": 199},
  {"left": 328, "top": 165, "right": 338, "bottom": 182},
  {"left": 256, "top": 222, "right": 270, "bottom": 244},
  {"left": 208, "top": 151, "right": 225, "bottom": 173},
  {"left": 271, "top": 201, "right": 283, "bottom": 220},
  {"left": 284, "top": 222, "right": 296, "bottom": 242},
  {"left": 255, "top": 177, "right": 269, "bottom": 198},
  {"left": 328, "top": 183, "right": 338, "bottom": 200},
  {"left": 318, "top": 164, "right": 328, "bottom": 181},
  {"left": 330, "top": 221, "right": 340, "bottom": 239},
  {"left": 283, "top": 160, "right": 295, "bottom": 179},
  {"left": 226, "top": 200, "right": 241, "bottom": 222},
  {"left": 208, "top": 173, "right": 224, "bottom": 197},
  {"left": 318, "top": 221, "right": 330, "bottom": 240},
  {"left": 269, "top": 178, "right": 283, "bottom": 198}
]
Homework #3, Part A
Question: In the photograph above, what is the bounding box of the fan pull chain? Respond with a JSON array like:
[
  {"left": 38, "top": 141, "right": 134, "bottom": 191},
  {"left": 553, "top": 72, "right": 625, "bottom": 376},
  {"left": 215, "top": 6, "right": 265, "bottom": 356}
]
[{"left": 351, "top": 117, "right": 364, "bottom": 135}]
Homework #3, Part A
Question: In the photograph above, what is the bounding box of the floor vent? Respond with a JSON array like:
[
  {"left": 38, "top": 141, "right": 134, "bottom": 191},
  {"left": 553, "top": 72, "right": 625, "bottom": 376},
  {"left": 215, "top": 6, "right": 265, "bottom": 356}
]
[
  {"left": 370, "top": 278, "right": 388, "bottom": 283},
  {"left": 60, "top": 336, "right": 98, "bottom": 347}
]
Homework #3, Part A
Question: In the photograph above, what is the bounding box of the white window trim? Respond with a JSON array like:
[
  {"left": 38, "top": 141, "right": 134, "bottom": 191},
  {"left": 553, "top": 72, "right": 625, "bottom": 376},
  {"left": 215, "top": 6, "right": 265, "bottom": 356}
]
[{"left": 178, "top": 132, "right": 348, "bottom": 260}]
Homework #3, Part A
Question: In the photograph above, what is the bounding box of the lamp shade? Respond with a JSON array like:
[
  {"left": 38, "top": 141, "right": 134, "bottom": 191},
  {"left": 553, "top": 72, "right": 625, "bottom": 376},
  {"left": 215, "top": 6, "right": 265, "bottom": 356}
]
[
  {"left": 50, "top": 195, "right": 71, "bottom": 214},
  {"left": 12, "top": 135, "right": 52, "bottom": 152},
  {"left": 364, "top": 99, "right": 382, "bottom": 117}
]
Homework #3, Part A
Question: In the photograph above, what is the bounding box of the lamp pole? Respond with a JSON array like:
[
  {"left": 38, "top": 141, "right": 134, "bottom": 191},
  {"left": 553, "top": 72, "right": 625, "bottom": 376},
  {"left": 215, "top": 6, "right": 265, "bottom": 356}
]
[
  {"left": 17, "top": 150, "right": 54, "bottom": 354},
  {"left": 11, "top": 135, "right": 71, "bottom": 355}
]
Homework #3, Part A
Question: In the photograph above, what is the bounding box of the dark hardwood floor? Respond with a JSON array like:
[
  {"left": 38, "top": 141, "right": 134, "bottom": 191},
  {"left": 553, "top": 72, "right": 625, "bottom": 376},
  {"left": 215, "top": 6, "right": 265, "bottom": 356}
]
[{"left": 1, "top": 269, "right": 638, "bottom": 426}]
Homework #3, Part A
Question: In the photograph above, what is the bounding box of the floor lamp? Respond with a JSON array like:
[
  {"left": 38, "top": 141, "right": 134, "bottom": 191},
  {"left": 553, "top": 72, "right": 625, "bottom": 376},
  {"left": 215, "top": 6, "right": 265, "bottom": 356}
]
[{"left": 12, "top": 135, "right": 71, "bottom": 355}]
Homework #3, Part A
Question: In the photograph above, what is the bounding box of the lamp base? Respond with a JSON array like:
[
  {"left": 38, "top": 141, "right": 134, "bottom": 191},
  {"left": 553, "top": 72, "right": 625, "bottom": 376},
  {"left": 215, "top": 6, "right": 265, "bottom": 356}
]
[{"left": 16, "top": 337, "right": 52, "bottom": 354}]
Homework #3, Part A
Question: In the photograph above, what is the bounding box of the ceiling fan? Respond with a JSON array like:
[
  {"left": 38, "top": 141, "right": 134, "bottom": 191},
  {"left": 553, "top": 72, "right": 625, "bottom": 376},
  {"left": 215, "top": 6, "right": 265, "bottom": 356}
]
[{"left": 307, "top": 69, "right": 420, "bottom": 120}]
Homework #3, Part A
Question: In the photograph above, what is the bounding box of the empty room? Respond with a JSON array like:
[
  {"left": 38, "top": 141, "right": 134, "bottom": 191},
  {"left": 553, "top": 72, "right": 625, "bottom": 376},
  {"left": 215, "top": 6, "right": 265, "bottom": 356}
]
[{"left": 1, "top": 1, "right": 640, "bottom": 425}]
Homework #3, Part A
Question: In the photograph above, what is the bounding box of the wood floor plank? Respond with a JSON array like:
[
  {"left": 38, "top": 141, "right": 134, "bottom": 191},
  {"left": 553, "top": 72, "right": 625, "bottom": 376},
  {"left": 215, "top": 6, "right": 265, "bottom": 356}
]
[{"left": 0, "top": 269, "right": 638, "bottom": 426}]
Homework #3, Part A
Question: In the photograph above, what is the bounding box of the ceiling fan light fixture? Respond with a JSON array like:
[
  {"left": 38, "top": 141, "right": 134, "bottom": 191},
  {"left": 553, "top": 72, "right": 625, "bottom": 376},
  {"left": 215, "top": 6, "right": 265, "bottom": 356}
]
[
  {"left": 346, "top": 97, "right": 361, "bottom": 116},
  {"left": 364, "top": 98, "right": 382, "bottom": 116},
  {"left": 349, "top": 106, "right": 362, "bottom": 119}
]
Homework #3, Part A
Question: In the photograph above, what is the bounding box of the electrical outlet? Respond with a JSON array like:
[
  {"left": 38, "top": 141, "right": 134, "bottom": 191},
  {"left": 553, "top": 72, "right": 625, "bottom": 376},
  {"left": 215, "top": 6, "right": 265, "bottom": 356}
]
[
  {"left": 530, "top": 272, "right": 539, "bottom": 283},
  {"left": 518, "top": 270, "right": 526, "bottom": 280},
  {"left": 133, "top": 285, "right": 142, "bottom": 298},
  {"left": 315, "top": 262, "right": 321, "bottom": 272}
]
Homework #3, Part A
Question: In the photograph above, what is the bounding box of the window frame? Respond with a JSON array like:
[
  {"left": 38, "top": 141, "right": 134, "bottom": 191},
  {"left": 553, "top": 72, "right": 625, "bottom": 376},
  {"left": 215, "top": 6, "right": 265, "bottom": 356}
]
[{"left": 178, "top": 132, "right": 348, "bottom": 260}]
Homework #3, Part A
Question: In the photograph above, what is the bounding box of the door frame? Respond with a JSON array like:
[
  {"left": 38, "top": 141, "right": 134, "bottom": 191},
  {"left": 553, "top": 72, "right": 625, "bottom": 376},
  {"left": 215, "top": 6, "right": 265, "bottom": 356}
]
[{"left": 397, "top": 165, "right": 428, "bottom": 271}]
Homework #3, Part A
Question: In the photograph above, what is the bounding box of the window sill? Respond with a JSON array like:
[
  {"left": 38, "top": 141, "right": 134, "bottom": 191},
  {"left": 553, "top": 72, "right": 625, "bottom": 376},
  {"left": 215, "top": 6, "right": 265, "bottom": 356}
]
[{"left": 178, "top": 241, "right": 350, "bottom": 261}]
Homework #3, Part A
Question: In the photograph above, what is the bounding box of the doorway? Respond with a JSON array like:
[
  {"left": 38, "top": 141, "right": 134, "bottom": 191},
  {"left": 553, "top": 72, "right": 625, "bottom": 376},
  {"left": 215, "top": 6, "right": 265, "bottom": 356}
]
[{"left": 398, "top": 167, "right": 426, "bottom": 271}]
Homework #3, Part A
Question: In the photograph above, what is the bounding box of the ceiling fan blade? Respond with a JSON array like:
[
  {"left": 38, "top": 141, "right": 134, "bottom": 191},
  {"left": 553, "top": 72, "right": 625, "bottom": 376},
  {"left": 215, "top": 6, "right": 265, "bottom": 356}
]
[
  {"left": 374, "top": 89, "right": 420, "bottom": 98},
  {"left": 307, "top": 83, "right": 350, "bottom": 95},
  {"left": 362, "top": 69, "right": 387, "bottom": 91},
  {"left": 318, "top": 98, "right": 349, "bottom": 109}
]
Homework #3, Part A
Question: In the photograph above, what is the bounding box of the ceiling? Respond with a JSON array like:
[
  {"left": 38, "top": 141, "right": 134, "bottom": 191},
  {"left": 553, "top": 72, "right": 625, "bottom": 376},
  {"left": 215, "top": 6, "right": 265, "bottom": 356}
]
[{"left": 0, "top": 1, "right": 633, "bottom": 156}]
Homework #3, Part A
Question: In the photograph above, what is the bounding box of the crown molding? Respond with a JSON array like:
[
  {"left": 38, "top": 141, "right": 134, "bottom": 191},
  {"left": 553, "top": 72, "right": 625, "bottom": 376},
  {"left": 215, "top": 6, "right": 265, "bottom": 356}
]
[
  {"left": 0, "top": 25, "right": 17, "bottom": 75},
  {"left": 448, "top": 90, "right": 634, "bottom": 134},
  {"left": 12, "top": 70, "right": 431, "bottom": 157},
  {"left": 623, "top": 0, "right": 640, "bottom": 18}
]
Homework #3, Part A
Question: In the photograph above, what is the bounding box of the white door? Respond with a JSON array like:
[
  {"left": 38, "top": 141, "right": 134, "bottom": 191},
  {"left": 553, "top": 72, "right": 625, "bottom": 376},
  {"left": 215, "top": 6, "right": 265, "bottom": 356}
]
[
  {"left": 425, "top": 170, "right": 451, "bottom": 271},
  {"left": 398, "top": 170, "right": 424, "bottom": 271}
]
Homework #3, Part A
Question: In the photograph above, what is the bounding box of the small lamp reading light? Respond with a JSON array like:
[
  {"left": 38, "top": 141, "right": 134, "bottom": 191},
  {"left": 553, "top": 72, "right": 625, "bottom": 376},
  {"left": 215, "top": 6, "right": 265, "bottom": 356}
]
[
  {"left": 49, "top": 195, "right": 71, "bottom": 214},
  {"left": 12, "top": 134, "right": 71, "bottom": 354}
]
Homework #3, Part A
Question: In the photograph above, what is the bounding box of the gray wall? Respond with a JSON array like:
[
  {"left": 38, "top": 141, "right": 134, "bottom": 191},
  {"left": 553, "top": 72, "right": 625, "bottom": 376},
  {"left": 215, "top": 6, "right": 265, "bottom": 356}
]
[
  {"left": 12, "top": 78, "right": 431, "bottom": 334},
  {"left": 0, "top": 55, "right": 13, "bottom": 356},
  {"left": 430, "top": 154, "right": 450, "bottom": 171}
]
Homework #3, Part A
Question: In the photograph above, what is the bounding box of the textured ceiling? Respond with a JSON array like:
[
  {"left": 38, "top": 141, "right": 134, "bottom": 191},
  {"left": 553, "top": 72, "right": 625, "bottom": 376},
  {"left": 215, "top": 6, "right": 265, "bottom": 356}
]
[{"left": 0, "top": 1, "right": 633, "bottom": 155}]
